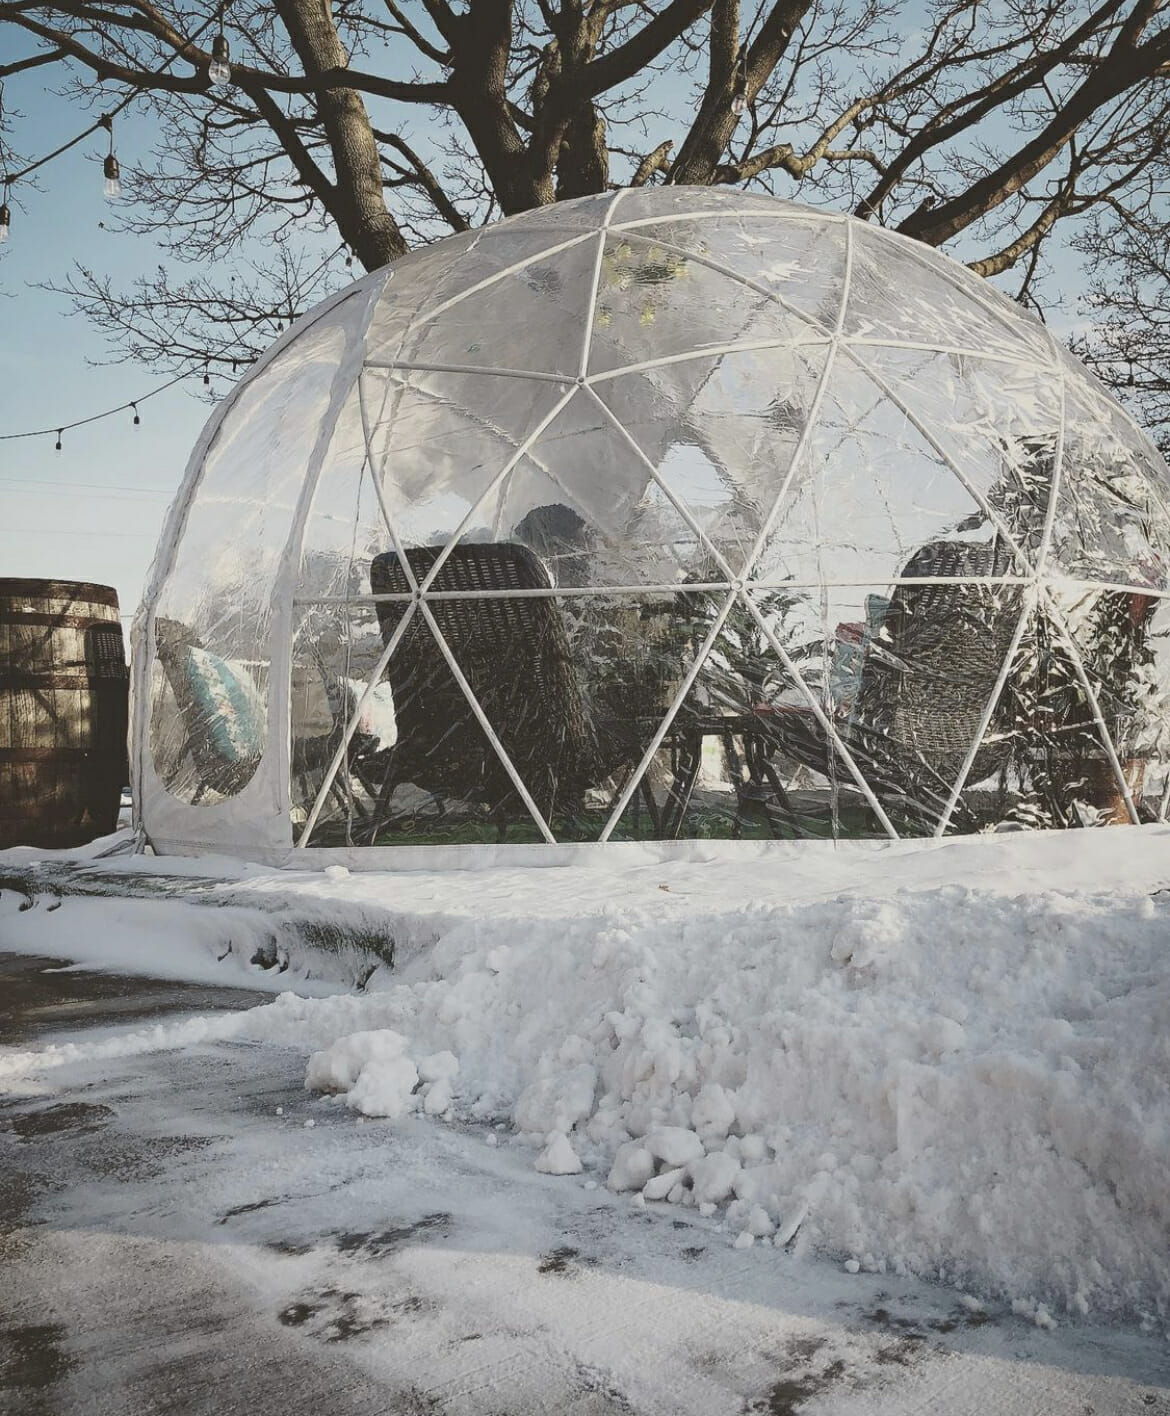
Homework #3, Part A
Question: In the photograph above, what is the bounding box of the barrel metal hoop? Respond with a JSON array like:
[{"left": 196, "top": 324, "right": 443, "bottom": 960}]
[
  {"left": 2, "top": 611, "right": 121, "bottom": 630},
  {"left": 0, "top": 674, "right": 114, "bottom": 689},
  {"left": 0, "top": 746, "right": 94, "bottom": 761},
  {"left": 0, "top": 579, "right": 120, "bottom": 606}
]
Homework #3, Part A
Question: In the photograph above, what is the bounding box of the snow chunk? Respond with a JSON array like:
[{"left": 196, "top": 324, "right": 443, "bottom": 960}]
[
  {"left": 535, "top": 1132, "right": 583, "bottom": 1175},
  {"left": 305, "top": 1028, "right": 408, "bottom": 1094},
  {"left": 514, "top": 1065, "right": 597, "bottom": 1137},
  {"left": 691, "top": 1082, "right": 736, "bottom": 1141},
  {"left": 423, "top": 1078, "right": 453, "bottom": 1116},
  {"left": 775, "top": 1201, "right": 808, "bottom": 1248},
  {"left": 305, "top": 1029, "right": 419, "bottom": 1119},
  {"left": 644, "top": 1126, "right": 704, "bottom": 1167},
  {"left": 607, "top": 1142, "right": 655, "bottom": 1193},
  {"left": 738, "top": 1134, "right": 768, "bottom": 1164},
  {"left": 643, "top": 1166, "right": 685, "bottom": 1201},
  {"left": 346, "top": 1053, "right": 419, "bottom": 1118},
  {"left": 419, "top": 1051, "right": 460, "bottom": 1083},
  {"left": 746, "top": 1205, "right": 776, "bottom": 1238},
  {"left": 690, "top": 1151, "right": 741, "bottom": 1206},
  {"left": 1013, "top": 1298, "right": 1058, "bottom": 1329}
]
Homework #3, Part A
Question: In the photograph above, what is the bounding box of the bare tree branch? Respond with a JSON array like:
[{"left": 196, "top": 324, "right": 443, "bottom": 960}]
[{"left": 631, "top": 137, "right": 674, "bottom": 184}]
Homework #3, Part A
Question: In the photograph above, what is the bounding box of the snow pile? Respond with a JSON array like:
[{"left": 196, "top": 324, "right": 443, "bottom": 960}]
[{"left": 270, "top": 880, "right": 1170, "bottom": 1324}]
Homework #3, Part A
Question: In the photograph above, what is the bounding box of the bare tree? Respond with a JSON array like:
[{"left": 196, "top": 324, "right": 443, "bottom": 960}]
[
  {"left": 1072, "top": 142, "right": 1170, "bottom": 452},
  {"left": 1, "top": 0, "right": 1168, "bottom": 388}
]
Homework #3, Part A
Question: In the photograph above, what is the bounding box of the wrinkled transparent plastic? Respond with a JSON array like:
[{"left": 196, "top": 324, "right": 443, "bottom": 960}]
[{"left": 135, "top": 190, "right": 1170, "bottom": 864}]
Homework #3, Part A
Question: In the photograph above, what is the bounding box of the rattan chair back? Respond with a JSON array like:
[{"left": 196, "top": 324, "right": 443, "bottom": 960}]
[
  {"left": 369, "top": 544, "right": 594, "bottom": 823},
  {"left": 854, "top": 538, "right": 1020, "bottom": 790}
]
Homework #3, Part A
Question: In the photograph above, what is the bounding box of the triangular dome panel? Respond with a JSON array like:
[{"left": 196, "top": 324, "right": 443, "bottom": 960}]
[
  {"left": 610, "top": 186, "right": 805, "bottom": 226},
  {"left": 587, "top": 228, "right": 827, "bottom": 378},
  {"left": 370, "top": 231, "right": 601, "bottom": 377},
  {"left": 360, "top": 367, "right": 574, "bottom": 556},
  {"left": 844, "top": 344, "right": 1064, "bottom": 570},
  {"left": 320, "top": 606, "right": 555, "bottom": 846},
  {"left": 1045, "top": 380, "right": 1170, "bottom": 589},
  {"left": 439, "top": 388, "right": 729, "bottom": 589},
  {"left": 749, "top": 355, "right": 1012, "bottom": 589},
  {"left": 608, "top": 210, "right": 848, "bottom": 336},
  {"left": 843, "top": 226, "right": 1054, "bottom": 364},
  {"left": 986, "top": 593, "right": 1150, "bottom": 828},
  {"left": 593, "top": 343, "right": 834, "bottom": 580}
]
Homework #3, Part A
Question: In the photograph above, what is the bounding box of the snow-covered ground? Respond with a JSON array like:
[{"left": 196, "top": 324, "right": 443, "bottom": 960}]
[
  {"left": 3, "top": 826, "right": 1170, "bottom": 1342},
  {"left": 3, "top": 951, "right": 1164, "bottom": 1416}
]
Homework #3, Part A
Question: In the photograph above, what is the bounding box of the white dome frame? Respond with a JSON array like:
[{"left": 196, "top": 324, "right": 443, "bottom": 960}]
[{"left": 132, "top": 188, "right": 1170, "bottom": 867}]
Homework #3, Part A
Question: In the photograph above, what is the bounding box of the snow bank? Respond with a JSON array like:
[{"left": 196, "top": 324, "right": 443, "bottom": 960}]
[
  {"left": 283, "top": 882, "right": 1170, "bottom": 1324},
  {"left": 4, "top": 828, "right": 1170, "bottom": 1327}
]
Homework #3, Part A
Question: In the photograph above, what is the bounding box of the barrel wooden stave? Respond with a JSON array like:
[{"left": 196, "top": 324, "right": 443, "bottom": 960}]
[{"left": 0, "top": 579, "right": 129, "bottom": 849}]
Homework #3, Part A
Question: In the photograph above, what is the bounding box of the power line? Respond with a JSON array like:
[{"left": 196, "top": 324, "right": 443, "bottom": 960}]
[
  {"left": 0, "top": 526, "right": 157, "bottom": 539},
  {"left": 0, "top": 476, "right": 170, "bottom": 497}
]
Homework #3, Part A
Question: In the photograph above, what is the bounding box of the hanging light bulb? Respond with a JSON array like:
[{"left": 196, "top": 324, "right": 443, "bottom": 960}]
[
  {"left": 100, "top": 116, "right": 121, "bottom": 198},
  {"left": 103, "top": 153, "right": 121, "bottom": 199},
  {"left": 131, "top": 402, "right": 141, "bottom": 426},
  {"left": 203, "top": 362, "right": 211, "bottom": 385},
  {"left": 731, "top": 46, "right": 748, "bottom": 117},
  {"left": 209, "top": 33, "right": 232, "bottom": 88},
  {"left": 55, "top": 430, "right": 63, "bottom": 452},
  {"left": 209, "top": 2, "right": 232, "bottom": 87},
  {"left": 0, "top": 200, "right": 9, "bottom": 244}
]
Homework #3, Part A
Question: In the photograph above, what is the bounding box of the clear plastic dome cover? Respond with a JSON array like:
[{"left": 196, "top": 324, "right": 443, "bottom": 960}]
[{"left": 134, "top": 187, "right": 1170, "bottom": 865}]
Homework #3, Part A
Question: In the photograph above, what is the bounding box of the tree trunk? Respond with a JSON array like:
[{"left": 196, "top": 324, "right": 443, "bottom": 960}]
[{"left": 274, "top": 0, "right": 407, "bottom": 268}]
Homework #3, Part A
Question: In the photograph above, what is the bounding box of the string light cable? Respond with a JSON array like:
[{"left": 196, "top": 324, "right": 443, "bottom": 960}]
[
  {"left": 2, "top": 102, "right": 135, "bottom": 237},
  {"left": 0, "top": 238, "right": 347, "bottom": 448},
  {"left": 0, "top": 9, "right": 228, "bottom": 240},
  {"left": 0, "top": 368, "right": 190, "bottom": 446}
]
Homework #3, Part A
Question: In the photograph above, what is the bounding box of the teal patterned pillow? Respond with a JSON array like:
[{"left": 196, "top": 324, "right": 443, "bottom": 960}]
[{"left": 184, "top": 646, "right": 265, "bottom": 764}]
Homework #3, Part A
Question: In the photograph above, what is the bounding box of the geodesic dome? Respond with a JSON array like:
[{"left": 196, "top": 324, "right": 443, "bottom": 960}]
[{"left": 134, "top": 186, "right": 1170, "bottom": 866}]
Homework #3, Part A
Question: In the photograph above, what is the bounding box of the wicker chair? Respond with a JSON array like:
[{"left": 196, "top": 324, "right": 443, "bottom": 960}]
[
  {"left": 857, "top": 540, "right": 1018, "bottom": 768},
  {"left": 367, "top": 544, "right": 596, "bottom": 835},
  {"left": 769, "top": 538, "right": 1021, "bottom": 830}
]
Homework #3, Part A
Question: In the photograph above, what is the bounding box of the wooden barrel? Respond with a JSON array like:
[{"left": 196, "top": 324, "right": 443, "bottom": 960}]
[{"left": 0, "top": 579, "right": 129, "bottom": 849}]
